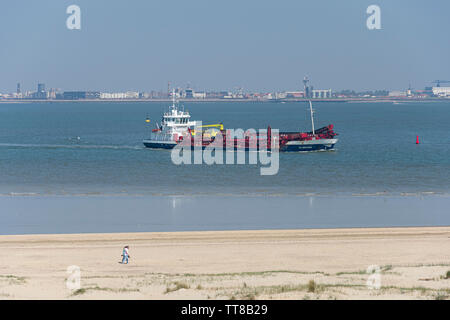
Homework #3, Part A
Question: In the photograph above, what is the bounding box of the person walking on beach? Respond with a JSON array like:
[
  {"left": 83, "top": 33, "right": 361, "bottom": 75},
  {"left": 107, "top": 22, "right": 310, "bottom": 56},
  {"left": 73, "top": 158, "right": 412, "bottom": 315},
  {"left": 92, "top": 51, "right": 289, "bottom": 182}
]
[{"left": 121, "top": 246, "right": 130, "bottom": 264}]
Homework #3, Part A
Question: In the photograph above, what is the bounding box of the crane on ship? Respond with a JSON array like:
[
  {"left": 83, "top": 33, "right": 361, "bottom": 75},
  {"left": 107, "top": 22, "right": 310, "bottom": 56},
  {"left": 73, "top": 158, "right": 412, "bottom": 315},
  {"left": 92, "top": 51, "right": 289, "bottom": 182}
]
[{"left": 190, "top": 123, "right": 224, "bottom": 137}]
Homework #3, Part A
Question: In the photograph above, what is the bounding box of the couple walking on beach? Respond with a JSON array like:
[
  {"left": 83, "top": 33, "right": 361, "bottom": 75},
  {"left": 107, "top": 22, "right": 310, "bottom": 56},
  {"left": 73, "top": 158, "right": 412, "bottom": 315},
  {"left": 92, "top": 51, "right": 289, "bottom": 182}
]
[{"left": 121, "top": 245, "right": 130, "bottom": 264}]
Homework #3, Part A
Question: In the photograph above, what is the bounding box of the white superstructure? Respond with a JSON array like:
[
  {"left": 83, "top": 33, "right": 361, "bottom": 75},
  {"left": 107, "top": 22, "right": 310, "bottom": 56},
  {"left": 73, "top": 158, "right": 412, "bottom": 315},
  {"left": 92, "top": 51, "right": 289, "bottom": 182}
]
[
  {"left": 432, "top": 87, "right": 450, "bottom": 97},
  {"left": 143, "top": 90, "right": 198, "bottom": 147}
]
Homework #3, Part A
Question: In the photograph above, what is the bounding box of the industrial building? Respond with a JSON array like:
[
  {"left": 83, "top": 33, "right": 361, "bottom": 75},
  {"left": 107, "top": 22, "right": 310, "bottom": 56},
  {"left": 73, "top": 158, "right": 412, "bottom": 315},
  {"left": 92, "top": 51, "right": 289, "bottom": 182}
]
[
  {"left": 99, "top": 92, "right": 139, "bottom": 99},
  {"left": 388, "top": 91, "right": 407, "bottom": 97},
  {"left": 33, "top": 83, "right": 47, "bottom": 99},
  {"left": 62, "top": 91, "right": 100, "bottom": 100},
  {"left": 302, "top": 76, "right": 332, "bottom": 98},
  {"left": 432, "top": 87, "right": 450, "bottom": 97},
  {"left": 311, "top": 89, "right": 332, "bottom": 99}
]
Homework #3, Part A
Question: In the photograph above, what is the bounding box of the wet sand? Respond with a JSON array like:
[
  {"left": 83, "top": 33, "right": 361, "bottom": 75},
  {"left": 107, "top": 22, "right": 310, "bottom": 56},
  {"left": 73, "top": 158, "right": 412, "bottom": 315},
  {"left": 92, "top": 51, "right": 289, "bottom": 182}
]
[{"left": 1, "top": 227, "right": 449, "bottom": 299}]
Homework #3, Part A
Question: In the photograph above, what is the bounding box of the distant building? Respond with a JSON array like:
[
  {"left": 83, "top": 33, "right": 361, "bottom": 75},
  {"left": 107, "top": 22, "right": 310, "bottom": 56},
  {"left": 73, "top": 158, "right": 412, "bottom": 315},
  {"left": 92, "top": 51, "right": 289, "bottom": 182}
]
[
  {"left": 125, "top": 91, "right": 139, "bottom": 99},
  {"left": 34, "top": 83, "right": 47, "bottom": 99},
  {"left": 424, "top": 87, "right": 434, "bottom": 96},
  {"left": 101, "top": 92, "right": 124, "bottom": 99},
  {"left": 47, "top": 88, "right": 57, "bottom": 99},
  {"left": 304, "top": 86, "right": 312, "bottom": 98},
  {"left": 311, "top": 89, "right": 332, "bottom": 99},
  {"left": 286, "top": 91, "right": 304, "bottom": 98},
  {"left": 388, "top": 91, "right": 407, "bottom": 97},
  {"left": 193, "top": 91, "right": 206, "bottom": 99},
  {"left": 139, "top": 92, "right": 151, "bottom": 99},
  {"left": 184, "top": 89, "right": 194, "bottom": 98},
  {"left": 37, "top": 83, "right": 45, "bottom": 93},
  {"left": 274, "top": 92, "right": 287, "bottom": 99},
  {"left": 205, "top": 91, "right": 224, "bottom": 99},
  {"left": 432, "top": 87, "right": 450, "bottom": 97},
  {"left": 63, "top": 91, "right": 100, "bottom": 100},
  {"left": 99, "top": 92, "right": 138, "bottom": 99}
]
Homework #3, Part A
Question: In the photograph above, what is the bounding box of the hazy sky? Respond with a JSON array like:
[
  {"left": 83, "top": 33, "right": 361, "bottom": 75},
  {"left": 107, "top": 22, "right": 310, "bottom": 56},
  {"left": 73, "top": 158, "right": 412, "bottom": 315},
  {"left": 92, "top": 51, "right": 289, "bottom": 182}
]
[{"left": 1, "top": 0, "right": 449, "bottom": 93}]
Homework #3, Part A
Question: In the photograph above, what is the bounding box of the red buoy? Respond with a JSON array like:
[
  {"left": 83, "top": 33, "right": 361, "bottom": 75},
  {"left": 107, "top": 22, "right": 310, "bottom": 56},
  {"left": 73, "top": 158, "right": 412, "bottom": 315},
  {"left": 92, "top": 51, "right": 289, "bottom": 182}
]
[{"left": 416, "top": 136, "right": 419, "bottom": 144}]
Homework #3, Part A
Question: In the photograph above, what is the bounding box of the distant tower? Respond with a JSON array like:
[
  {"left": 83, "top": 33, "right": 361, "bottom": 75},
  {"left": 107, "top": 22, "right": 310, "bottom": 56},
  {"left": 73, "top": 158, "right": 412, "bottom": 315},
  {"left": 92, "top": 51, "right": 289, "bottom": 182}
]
[
  {"left": 16, "top": 83, "right": 21, "bottom": 94},
  {"left": 303, "top": 76, "right": 310, "bottom": 98},
  {"left": 37, "top": 83, "right": 45, "bottom": 93},
  {"left": 167, "top": 81, "right": 171, "bottom": 97},
  {"left": 36, "top": 83, "right": 46, "bottom": 99}
]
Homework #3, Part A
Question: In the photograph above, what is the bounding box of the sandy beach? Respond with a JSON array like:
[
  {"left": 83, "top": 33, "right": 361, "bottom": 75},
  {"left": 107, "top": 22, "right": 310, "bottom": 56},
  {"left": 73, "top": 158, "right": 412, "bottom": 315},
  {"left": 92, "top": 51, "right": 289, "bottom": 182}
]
[{"left": 1, "top": 227, "right": 449, "bottom": 300}]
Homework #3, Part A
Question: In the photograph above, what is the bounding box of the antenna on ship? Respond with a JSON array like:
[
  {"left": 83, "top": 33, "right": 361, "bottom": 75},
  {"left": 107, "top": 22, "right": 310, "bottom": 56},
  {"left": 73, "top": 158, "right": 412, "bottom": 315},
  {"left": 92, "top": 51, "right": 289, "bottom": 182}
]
[
  {"left": 171, "top": 89, "right": 176, "bottom": 108},
  {"left": 309, "top": 100, "right": 315, "bottom": 136}
]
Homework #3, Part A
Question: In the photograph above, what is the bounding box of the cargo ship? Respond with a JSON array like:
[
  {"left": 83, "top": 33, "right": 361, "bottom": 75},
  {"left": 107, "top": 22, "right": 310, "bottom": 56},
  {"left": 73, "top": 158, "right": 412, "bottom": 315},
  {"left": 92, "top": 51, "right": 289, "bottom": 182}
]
[{"left": 143, "top": 94, "right": 338, "bottom": 152}]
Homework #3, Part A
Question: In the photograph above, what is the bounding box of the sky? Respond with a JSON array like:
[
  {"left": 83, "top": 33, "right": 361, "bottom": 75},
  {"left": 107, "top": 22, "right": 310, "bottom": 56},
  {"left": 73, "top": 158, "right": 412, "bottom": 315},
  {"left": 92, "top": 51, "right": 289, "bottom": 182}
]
[{"left": 0, "top": 0, "right": 449, "bottom": 93}]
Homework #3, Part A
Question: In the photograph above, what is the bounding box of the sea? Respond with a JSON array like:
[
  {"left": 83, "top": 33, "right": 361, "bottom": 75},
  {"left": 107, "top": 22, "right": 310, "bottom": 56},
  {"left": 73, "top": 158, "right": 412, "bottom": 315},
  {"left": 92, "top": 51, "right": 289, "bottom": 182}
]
[{"left": 0, "top": 100, "right": 449, "bottom": 234}]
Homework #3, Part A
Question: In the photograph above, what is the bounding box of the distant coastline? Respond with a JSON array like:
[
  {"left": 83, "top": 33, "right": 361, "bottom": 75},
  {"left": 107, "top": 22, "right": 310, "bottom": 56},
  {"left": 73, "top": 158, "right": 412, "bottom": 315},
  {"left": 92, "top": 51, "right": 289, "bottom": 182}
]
[{"left": 1, "top": 97, "right": 449, "bottom": 104}]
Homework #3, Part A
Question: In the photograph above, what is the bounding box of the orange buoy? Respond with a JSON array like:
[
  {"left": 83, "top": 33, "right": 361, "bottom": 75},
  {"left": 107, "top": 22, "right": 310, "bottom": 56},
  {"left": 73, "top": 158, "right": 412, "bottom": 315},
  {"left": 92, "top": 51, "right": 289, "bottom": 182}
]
[{"left": 416, "top": 136, "right": 419, "bottom": 144}]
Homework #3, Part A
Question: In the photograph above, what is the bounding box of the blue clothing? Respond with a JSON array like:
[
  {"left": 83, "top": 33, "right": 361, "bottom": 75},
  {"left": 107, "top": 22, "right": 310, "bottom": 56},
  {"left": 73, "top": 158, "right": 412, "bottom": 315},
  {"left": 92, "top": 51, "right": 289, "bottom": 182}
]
[{"left": 122, "top": 248, "right": 129, "bottom": 264}]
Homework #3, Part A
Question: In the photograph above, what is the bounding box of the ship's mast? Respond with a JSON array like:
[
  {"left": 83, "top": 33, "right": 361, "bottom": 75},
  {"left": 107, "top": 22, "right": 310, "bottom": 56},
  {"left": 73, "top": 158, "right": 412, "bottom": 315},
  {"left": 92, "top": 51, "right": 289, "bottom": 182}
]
[
  {"left": 171, "top": 89, "right": 176, "bottom": 108},
  {"left": 309, "top": 100, "right": 315, "bottom": 136}
]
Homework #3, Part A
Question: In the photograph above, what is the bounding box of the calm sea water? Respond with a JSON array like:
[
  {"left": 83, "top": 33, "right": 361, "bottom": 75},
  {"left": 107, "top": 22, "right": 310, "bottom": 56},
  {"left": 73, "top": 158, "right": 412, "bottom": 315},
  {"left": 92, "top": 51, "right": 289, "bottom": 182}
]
[
  {"left": 0, "top": 101, "right": 449, "bottom": 234},
  {"left": 0, "top": 101, "right": 449, "bottom": 195}
]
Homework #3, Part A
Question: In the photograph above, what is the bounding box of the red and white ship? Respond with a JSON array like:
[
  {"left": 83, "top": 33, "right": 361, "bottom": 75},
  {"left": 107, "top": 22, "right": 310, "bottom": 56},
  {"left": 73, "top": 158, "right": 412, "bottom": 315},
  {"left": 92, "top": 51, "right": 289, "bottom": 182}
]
[{"left": 143, "top": 94, "right": 338, "bottom": 152}]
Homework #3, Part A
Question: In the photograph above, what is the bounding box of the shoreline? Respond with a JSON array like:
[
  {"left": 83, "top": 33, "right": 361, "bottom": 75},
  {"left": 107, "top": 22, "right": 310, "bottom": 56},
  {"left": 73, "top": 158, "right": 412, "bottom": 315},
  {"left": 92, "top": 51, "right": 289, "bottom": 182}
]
[
  {"left": 1, "top": 227, "right": 449, "bottom": 299},
  {"left": 1, "top": 191, "right": 449, "bottom": 197},
  {"left": 1, "top": 98, "right": 449, "bottom": 104},
  {"left": 2, "top": 223, "right": 450, "bottom": 237},
  {"left": 1, "top": 225, "right": 449, "bottom": 240}
]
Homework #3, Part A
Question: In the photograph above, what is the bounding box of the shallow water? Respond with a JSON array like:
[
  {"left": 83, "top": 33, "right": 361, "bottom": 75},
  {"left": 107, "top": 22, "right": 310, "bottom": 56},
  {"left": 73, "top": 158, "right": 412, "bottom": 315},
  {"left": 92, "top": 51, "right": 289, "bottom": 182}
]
[{"left": 0, "top": 194, "right": 448, "bottom": 235}]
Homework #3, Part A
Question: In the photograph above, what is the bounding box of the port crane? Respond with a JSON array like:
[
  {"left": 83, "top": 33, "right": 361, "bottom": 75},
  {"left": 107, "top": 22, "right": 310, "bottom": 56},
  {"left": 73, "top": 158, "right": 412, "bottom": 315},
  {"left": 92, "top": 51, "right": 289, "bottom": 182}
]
[{"left": 432, "top": 80, "right": 450, "bottom": 87}]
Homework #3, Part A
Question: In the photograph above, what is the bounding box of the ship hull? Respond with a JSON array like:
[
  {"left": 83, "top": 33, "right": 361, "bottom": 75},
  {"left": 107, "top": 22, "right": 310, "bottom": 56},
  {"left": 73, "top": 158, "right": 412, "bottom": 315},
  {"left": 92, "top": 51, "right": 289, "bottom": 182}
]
[
  {"left": 143, "top": 140, "right": 177, "bottom": 149},
  {"left": 143, "top": 138, "right": 338, "bottom": 152},
  {"left": 280, "top": 139, "right": 337, "bottom": 152}
]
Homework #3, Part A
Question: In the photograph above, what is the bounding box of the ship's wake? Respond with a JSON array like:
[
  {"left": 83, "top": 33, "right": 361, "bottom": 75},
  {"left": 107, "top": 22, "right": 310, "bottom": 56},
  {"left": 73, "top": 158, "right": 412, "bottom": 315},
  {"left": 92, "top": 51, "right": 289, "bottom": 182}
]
[{"left": 0, "top": 143, "right": 143, "bottom": 150}]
